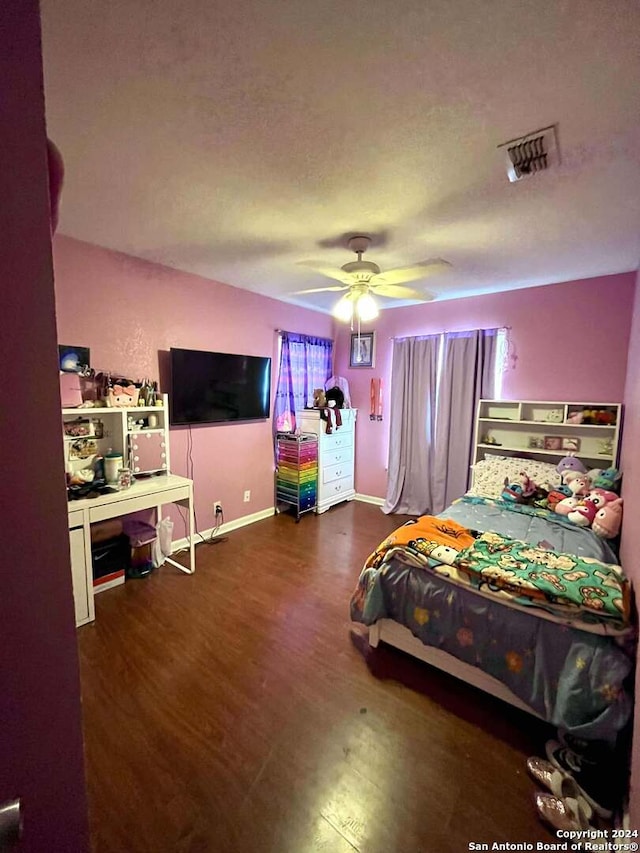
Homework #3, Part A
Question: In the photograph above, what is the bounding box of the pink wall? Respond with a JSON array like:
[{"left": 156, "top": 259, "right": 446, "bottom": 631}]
[
  {"left": 53, "top": 236, "right": 333, "bottom": 530},
  {"left": 333, "top": 273, "right": 636, "bottom": 498},
  {"left": 620, "top": 269, "right": 640, "bottom": 826},
  {"left": 0, "top": 2, "right": 89, "bottom": 849}
]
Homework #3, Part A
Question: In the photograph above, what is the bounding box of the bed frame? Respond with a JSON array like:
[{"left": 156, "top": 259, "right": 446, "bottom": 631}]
[
  {"left": 365, "top": 398, "right": 624, "bottom": 722},
  {"left": 368, "top": 619, "right": 542, "bottom": 718}
]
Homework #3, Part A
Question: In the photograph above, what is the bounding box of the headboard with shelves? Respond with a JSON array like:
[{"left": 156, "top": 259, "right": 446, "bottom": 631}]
[{"left": 472, "top": 399, "right": 622, "bottom": 474}]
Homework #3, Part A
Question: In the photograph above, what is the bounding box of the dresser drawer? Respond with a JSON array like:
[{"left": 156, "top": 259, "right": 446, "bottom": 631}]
[
  {"left": 320, "top": 475, "right": 354, "bottom": 498},
  {"left": 321, "top": 429, "right": 353, "bottom": 451},
  {"left": 68, "top": 509, "right": 84, "bottom": 529},
  {"left": 322, "top": 460, "right": 353, "bottom": 484},
  {"left": 321, "top": 444, "right": 353, "bottom": 467}
]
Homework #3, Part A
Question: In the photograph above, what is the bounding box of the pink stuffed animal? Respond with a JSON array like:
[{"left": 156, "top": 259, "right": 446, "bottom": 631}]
[
  {"left": 567, "top": 499, "right": 598, "bottom": 528},
  {"left": 587, "top": 489, "right": 618, "bottom": 510},
  {"left": 519, "top": 471, "right": 537, "bottom": 498},
  {"left": 555, "top": 497, "right": 581, "bottom": 516},
  {"left": 592, "top": 499, "right": 623, "bottom": 539}
]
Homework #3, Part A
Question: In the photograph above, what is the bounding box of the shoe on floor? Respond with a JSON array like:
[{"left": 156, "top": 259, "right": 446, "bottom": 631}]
[
  {"left": 535, "top": 791, "right": 592, "bottom": 832},
  {"left": 545, "top": 740, "right": 613, "bottom": 820},
  {"left": 527, "top": 757, "right": 582, "bottom": 800}
]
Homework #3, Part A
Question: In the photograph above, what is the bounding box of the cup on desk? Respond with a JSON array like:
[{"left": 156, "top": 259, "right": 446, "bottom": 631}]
[{"left": 104, "top": 453, "right": 123, "bottom": 484}]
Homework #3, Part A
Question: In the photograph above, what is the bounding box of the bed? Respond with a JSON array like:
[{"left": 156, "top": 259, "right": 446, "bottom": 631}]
[{"left": 350, "top": 450, "right": 634, "bottom": 748}]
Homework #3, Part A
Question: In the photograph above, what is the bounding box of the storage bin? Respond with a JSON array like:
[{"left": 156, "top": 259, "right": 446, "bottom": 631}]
[
  {"left": 275, "top": 432, "right": 318, "bottom": 521},
  {"left": 122, "top": 519, "right": 157, "bottom": 578},
  {"left": 92, "top": 534, "right": 129, "bottom": 593}
]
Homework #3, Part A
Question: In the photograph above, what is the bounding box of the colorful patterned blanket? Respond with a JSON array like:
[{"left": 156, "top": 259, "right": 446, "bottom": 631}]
[
  {"left": 360, "top": 514, "right": 631, "bottom": 634},
  {"left": 364, "top": 515, "right": 475, "bottom": 573},
  {"left": 456, "top": 531, "right": 629, "bottom": 630}
]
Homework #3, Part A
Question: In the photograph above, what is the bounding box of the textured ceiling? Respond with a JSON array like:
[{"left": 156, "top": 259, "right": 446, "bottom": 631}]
[{"left": 41, "top": 0, "right": 640, "bottom": 313}]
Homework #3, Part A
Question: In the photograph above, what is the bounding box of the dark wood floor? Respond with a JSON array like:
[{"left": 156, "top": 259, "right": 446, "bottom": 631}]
[{"left": 78, "top": 500, "right": 556, "bottom": 853}]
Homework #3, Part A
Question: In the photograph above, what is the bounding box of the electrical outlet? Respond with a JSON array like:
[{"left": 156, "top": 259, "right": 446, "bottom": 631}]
[
  {"left": 243, "top": 490, "right": 251, "bottom": 502},
  {"left": 214, "top": 501, "right": 223, "bottom": 516}
]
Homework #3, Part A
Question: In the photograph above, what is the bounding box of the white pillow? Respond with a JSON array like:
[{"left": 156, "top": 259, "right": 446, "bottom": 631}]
[{"left": 468, "top": 455, "right": 562, "bottom": 499}]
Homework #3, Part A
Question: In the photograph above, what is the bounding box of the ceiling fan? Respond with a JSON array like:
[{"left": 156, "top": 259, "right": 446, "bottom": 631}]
[{"left": 292, "top": 236, "right": 450, "bottom": 322}]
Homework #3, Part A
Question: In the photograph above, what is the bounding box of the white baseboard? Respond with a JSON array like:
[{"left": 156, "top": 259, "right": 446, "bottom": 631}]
[
  {"left": 354, "top": 493, "right": 385, "bottom": 507},
  {"left": 172, "top": 506, "right": 275, "bottom": 551},
  {"left": 172, "top": 498, "right": 385, "bottom": 551}
]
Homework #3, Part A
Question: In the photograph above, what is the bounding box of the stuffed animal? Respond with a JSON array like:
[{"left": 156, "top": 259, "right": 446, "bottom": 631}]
[
  {"left": 586, "top": 488, "right": 618, "bottom": 510},
  {"left": 592, "top": 498, "right": 623, "bottom": 539},
  {"left": 567, "top": 499, "right": 598, "bottom": 528},
  {"left": 519, "top": 471, "right": 537, "bottom": 499},
  {"left": 592, "top": 467, "right": 622, "bottom": 492},
  {"left": 325, "top": 386, "right": 345, "bottom": 409},
  {"left": 501, "top": 472, "right": 539, "bottom": 504},
  {"left": 545, "top": 489, "right": 569, "bottom": 510},
  {"left": 565, "top": 411, "right": 584, "bottom": 424},
  {"left": 313, "top": 387, "right": 342, "bottom": 434},
  {"left": 555, "top": 497, "right": 581, "bottom": 516},
  {"left": 313, "top": 388, "right": 327, "bottom": 408},
  {"left": 501, "top": 480, "right": 524, "bottom": 503},
  {"left": 556, "top": 454, "right": 587, "bottom": 478},
  {"left": 565, "top": 474, "right": 592, "bottom": 499}
]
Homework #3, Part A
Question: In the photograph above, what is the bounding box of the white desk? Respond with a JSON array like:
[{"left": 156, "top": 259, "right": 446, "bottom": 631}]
[{"left": 68, "top": 474, "right": 195, "bottom": 626}]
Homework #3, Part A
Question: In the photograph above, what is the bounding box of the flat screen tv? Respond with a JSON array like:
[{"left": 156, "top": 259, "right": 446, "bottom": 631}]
[{"left": 170, "top": 348, "right": 271, "bottom": 425}]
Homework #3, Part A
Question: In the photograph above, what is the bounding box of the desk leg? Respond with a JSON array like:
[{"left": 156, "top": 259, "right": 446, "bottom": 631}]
[
  {"left": 188, "top": 483, "right": 195, "bottom": 573},
  {"left": 162, "top": 489, "right": 196, "bottom": 575},
  {"left": 83, "top": 515, "right": 95, "bottom": 623}
]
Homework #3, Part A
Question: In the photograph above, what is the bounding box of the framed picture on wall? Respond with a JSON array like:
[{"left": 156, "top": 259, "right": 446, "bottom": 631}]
[
  {"left": 543, "top": 435, "right": 562, "bottom": 451},
  {"left": 561, "top": 436, "right": 581, "bottom": 452},
  {"left": 59, "top": 344, "right": 91, "bottom": 373},
  {"left": 349, "top": 332, "right": 375, "bottom": 368}
]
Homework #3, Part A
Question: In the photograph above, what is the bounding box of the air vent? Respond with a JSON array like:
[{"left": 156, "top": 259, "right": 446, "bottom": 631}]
[{"left": 498, "top": 125, "right": 559, "bottom": 182}]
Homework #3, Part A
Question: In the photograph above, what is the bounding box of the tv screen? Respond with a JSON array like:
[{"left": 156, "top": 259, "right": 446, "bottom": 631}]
[{"left": 170, "top": 348, "right": 271, "bottom": 425}]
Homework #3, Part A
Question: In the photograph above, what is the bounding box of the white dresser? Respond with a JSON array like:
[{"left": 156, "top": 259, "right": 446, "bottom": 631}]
[{"left": 296, "top": 408, "right": 357, "bottom": 513}]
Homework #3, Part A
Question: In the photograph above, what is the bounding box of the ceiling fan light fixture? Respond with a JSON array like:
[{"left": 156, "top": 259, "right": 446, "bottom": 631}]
[
  {"left": 333, "top": 295, "right": 354, "bottom": 322},
  {"left": 355, "top": 292, "right": 378, "bottom": 321},
  {"left": 295, "top": 234, "right": 449, "bottom": 317}
]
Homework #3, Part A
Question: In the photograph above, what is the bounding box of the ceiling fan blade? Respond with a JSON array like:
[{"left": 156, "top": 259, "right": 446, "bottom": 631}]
[
  {"left": 296, "top": 260, "right": 352, "bottom": 284},
  {"left": 373, "top": 258, "right": 451, "bottom": 285},
  {"left": 369, "top": 283, "right": 435, "bottom": 300},
  {"left": 290, "top": 285, "right": 350, "bottom": 294}
]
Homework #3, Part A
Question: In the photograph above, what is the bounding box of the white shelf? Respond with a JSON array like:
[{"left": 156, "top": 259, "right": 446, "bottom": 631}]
[
  {"left": 472, "top": 399, "right": 622, "bottom": 490},
  {"left": 477, "top": 443, "right": 614, "bottom": 459},
  {"left": 478, "top": 417, "right": 615, "bottom": 429},
  {"left": 62, "top": 405, "right": 164, "bottom": 415}
]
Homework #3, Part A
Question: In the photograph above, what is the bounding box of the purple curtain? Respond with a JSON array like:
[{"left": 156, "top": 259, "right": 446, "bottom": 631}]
[
  {"left": 274, "top": 332, "right": 333, "bottom": 432},
  {"left": 431, "top": 329, "right": 498, "bottom": 512},
  {"left": 383, "top": 335, "right": 440, "bottom": 515},
  {"left": 384, "top": 328, "right": 498, "bottom": 516}
]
